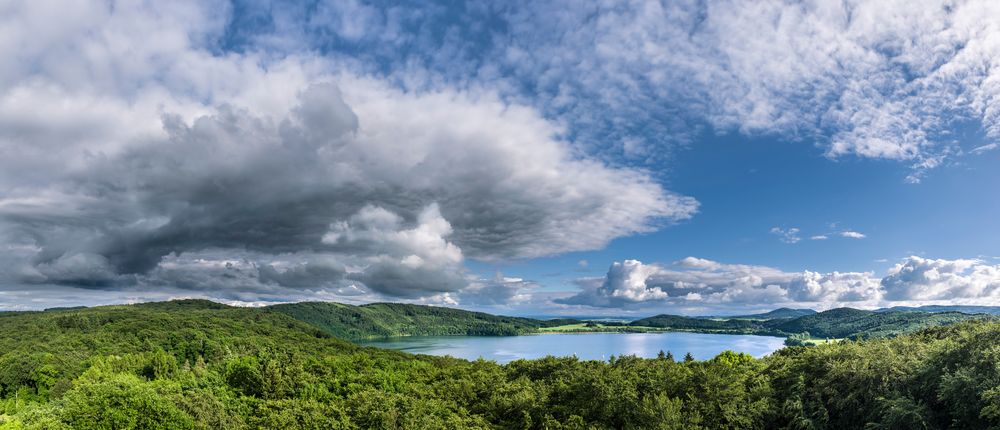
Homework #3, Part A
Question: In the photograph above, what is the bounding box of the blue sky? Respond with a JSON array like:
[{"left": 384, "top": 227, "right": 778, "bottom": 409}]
[{"left": 1, "top": 0, "right": 999, "bottom": 315}]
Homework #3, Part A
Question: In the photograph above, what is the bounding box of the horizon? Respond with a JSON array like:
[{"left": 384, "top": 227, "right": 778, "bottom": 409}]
[
  {"left": 7, "top": 297, "right": 1000, "bottom": 321},
  {"left": 2, "top": 1, "right": 1000, "bottom": 315}
]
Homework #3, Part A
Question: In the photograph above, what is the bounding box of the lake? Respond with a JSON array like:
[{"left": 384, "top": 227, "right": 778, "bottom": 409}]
[{"left": 362, "top": 332, "right": 786, "bottom": 363}]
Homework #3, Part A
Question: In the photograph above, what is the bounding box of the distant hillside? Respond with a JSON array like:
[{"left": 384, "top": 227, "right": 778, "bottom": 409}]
[
  {"left": 632, "top": 307, "right": 988, "bottom": 339},
  {"left": 765, "top": 308, "right": 985, "bottom": 338},
  {"left": 629, "top": 314, "right": 768, "bottom": 334},
  {"left": 7, "top": 299, "right": 1000, "bottom": 428},
  {"left": 268, "top": 301, "right": 579, "bottom": 340},
  {"left": 876, "top": 305, "right": 1000, "bottom": 315},
  {"left": 725, "top": 307, "right": 817, "bottom": 320}
]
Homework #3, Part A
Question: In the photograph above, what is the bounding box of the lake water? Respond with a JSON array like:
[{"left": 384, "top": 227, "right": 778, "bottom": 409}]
[{"left": 362, "top": 332, "right": 786, "bottom": 363}]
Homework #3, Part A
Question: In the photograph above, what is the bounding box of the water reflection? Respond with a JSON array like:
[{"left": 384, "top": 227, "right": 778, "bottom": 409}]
[{"left": 362, "top": 332, "right": 785, "bottom": 364}]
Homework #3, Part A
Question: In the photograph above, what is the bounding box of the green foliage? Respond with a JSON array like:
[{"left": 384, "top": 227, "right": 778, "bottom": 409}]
[
  {"left": 635, "top": 308, "right": 989, "bottom": 340},
  {"left": 767, "top": 308, "right": 983, "bottom": 339},
  {"left": 59, "top": 373, "right": 193, "bottom": 429},
  {"left": 268, "top": 301, "right": 578, "bottom": 340},
  {"left": 2, "top": 300, "right": 1000, "bottom": 429},
  {"left": 631, "top": 314, "right": 766, "bottom": 333}
]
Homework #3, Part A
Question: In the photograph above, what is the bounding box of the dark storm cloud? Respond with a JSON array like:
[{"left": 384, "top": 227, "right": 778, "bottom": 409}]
[
  {"left": 347, "top": 261, "right": 467, "bottom": 299},
  {"left": 1, "top": 81, "right": 692, "bottom": 302}
]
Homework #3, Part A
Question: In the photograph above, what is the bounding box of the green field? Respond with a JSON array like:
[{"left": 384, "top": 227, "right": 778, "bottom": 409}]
[{"left": 538, "top": 323, "right": 667, "bottom": 333}]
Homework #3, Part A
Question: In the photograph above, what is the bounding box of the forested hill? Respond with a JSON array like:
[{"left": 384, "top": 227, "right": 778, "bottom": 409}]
[
  {"left": 266, "top": 301, "right": 579, "bottom": 340},
  {"left": 5, "top": 300, "right": 1000, "bottom": 428},
  {"left": 766, "top": 308, "right": 982, "bottom": 338},
  {"left": 876, "top": 305, "right": 1000, "bottom": 315},
  {"left": 724, "top": 307, "right": 817, "bottom": 320},
  {"left": 6, "top": 300, "right": 985, "bottom": 342},
  {"left": 632, "top": 307, "right": 989, "bottom": 339}
]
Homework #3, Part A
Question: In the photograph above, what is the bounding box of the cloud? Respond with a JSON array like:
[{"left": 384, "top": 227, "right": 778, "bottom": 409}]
[
  {"left": 840, "top": 231, "right": 867, "bottom": 239},
  {"left": 810, "top": 235, "right": 829, "bottom": 240},
  {"left": 557, "top": 260, "right": 670, "bottom": 307},
  {"left": 881, "top": 256, "right": 1000, "bottom": 301},
  {"left": 560, "top": 255, "right": 1000, "bottom": 310},
  {"left": 557, "top": 257, "right": 881, "bottom": 309},
  {"left": 971, "top": 143, "right": 999, "bottom": 155},
  {"left": 280, "top": 0, "right": 1000, "bottom": 177},
  {"left": 770, "top": 227, "right": 801, "bottom": 244},
  {"left": 454, "top": 273, "right": 538, "bottom": 307},
  {"left": 503, "top": 0, "right": 1000, "bottom": 176},
  {"left": 2, "top": 81, "right": 693, "bottom": 301},
  {"left": 0, "top": 0, "right": 701, "bottom": 306}
]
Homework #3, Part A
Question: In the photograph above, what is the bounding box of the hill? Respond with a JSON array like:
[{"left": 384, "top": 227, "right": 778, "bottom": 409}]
[
  {"left": 632, "top": 307, "right": 988, "bottom": 339},
  {"left": 765, "top": 308, "right": 983, "bottom": 338},
  {"left": 3, "top": 300, "right": 1000, "bottom": 428},
  {"left": 876, "top": 305, "right": 1000, "bottom": 315},
  {"left": 725, "top": 307, "right": 817, "bottom": 320},
  {"left": 629, "top": 314, "right": 768, "bottom": 334},
  {"left": 267, "top": 301, "right": 578, "bottom": 340}
]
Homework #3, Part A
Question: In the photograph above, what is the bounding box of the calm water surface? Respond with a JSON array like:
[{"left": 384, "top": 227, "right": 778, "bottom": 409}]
[{"left": 362, "top": 332, "right": 785, "bottom": 363}]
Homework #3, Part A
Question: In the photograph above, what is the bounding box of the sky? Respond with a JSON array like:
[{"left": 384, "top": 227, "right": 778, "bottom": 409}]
[{"left": 1, "top": 0, "right": 1000, "bottom": 316}]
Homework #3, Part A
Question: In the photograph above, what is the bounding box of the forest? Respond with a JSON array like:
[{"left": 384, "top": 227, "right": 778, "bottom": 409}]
[
  {"left": 268, "top": 302, "right": 580, "bottom": 340},
  {"left": 632, "top": 307, "right": 987, "bottom": 340},
  {"left": 2, "top": 299, "right": 1000, "bottom": 429},
  {"left": 270, "top": 301, "right": 990, "bottom": 342}
]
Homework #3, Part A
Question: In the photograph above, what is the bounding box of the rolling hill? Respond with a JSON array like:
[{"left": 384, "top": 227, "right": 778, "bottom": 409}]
[
  {"left": 724, "top": 307, "right": 817, "bottom": 320},
  {"left": 632, "top": 307, "right": 989, "bottom": 339},
  {"left": 3, "top": 299, "right": 1000, "bottom": 428},
  {"left": 266, "top": 301, "right": 579, "bottom": 340},
  {"left": 876, "top": 305, "right": 1000, "bottom": 315}
]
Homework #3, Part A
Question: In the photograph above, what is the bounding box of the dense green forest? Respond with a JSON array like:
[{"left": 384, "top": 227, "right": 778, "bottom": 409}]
[
  {"left": 633, "top": 307, "right": 989, "bottom": 340},
  {"left": 268, "top": 302, "right": 579, "bottom": 340},
  {"left": 265, "top": 301, "right": 983, "bottom": 342},
  {"left": 721, "top": 308, "right": 817, "bottom": 320},
  {"left": 3, "top": 300, "right": 1000, "bottom": 429}
]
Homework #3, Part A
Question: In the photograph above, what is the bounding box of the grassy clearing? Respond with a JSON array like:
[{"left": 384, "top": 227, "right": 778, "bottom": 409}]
[{"left": 800, "top": 338, "right": 843, "bottom": 346}]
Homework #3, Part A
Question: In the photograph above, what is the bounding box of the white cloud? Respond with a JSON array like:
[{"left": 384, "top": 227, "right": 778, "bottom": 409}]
[
  {"left": 971, "top": 143, "right": 999, "bottom": 154},
  {"left": 560, "top": 255, "right": 1000, "bottom": 310},
  {"left": 558, "top": 257, "right": 881, "bottom": 309},
  {"left": 840, "top": 231, "right": 867, "bottom": 239},
  {"left": 492, "top": 0, "right": 1000, "bottom": 177},
  {"left": 810, "top": 235, "right": 829, "bottom": 240},
  {"left": 881, "top": 256, "right": 1000, "bottom": 301},
  {"left": 770, "top": 227, "right": 802, "bottom": 244},
  {"left": 323, "top": 203, "right": 463, "bottom": 269},
  {"left": 557, "top": 260, "right": 670, "bottom": 307}
]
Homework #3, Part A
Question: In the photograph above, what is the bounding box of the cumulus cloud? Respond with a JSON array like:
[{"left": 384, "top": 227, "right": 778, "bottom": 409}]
[
  {"left": 557, "top": 260, "right": 670, "bottom": 307},
  {"left": 560, "top": 255, "right": 1000, "bottom": 311},
  {"left": 881, "top": 256, "right": 1000, "bottom": 301},
  {"left": 2, "top": 80, "right": 694, "bottom": 302},
  {"left": 558, "top": 257, "right": 881, "bottom": 309},
  {"left": 0, "top": 0, "right": 699, "bottom": 308}
]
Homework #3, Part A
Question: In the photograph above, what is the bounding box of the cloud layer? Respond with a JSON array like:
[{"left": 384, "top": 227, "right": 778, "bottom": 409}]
[
  {"left": 2, "top": 1, "right": 998, "bottom": 310},
  {"left": 0, "top": 0, "right": 696, "bottom": 307},
  {"left": 560, "top": 256, "right": 1000, "bottom": 311},
  {"left": 272, "top": 0, "right": 1000, "bottom": 177}
]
